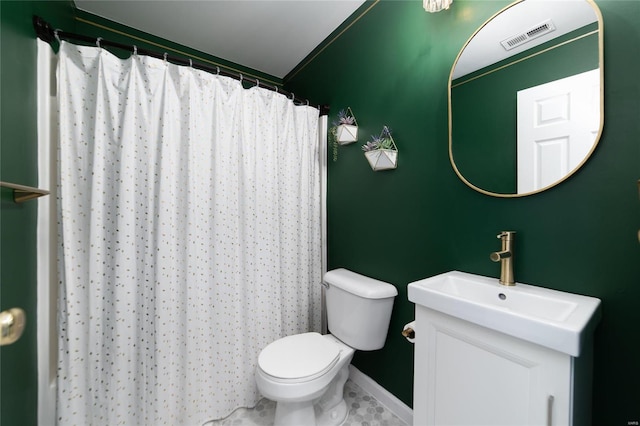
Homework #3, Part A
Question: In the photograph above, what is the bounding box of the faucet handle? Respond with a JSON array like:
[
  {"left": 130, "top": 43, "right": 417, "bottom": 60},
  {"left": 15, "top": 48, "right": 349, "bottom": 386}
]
[{"left": 497, "top": 230, "right": 516, "bottom": 239}]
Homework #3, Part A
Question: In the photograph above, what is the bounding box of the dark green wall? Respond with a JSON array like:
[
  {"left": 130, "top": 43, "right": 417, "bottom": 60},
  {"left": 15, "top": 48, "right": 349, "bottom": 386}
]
[
  {"left": 452, "top": 26, "right": 599, "bottom": 193},
  {"left": 3, "top": 0, "right": 638, "bottom": 424},
  {"left": 1, "top": 2, "right": 77, "bottom": 425},
  {"left": 285, "top": 0, "right": 640, "bottom": 423}
]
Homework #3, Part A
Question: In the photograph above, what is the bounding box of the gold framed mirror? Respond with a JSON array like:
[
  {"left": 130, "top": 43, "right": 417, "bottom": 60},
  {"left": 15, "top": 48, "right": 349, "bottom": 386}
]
[{"left": 448, "top": 0, "right": 604, "bottom": 197}]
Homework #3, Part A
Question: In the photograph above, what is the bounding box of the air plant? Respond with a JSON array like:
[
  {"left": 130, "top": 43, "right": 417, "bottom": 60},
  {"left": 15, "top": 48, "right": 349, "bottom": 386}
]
[
  {"left": 362, "top": 126, "right": 393, "bottom": 151},
  {"left": 336, "top": 109, "right": 356, "bottom": 126},
  {"left": 361, "top": 140, "right": 380, "bottom": 152}
]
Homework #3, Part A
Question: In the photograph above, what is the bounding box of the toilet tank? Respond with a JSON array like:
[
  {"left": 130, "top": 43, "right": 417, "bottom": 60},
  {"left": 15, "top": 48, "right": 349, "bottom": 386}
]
[{"left": 324, "top": 268, "right": 398, "bottom": 351}]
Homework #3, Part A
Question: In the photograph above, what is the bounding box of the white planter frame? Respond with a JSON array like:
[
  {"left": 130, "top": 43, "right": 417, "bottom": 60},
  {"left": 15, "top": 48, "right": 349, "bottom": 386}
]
[
  {"left": 335, "top": 107, "right": 359, "bottom": 145},
  {"left": 363, "top": 127, "right": 398, "bottom": 171},
  {"left": 364, "top": 149, "right": 398, "bottom": 171},
  {"left": 336, "top": 123, "right": 358, "bottom": 145}
]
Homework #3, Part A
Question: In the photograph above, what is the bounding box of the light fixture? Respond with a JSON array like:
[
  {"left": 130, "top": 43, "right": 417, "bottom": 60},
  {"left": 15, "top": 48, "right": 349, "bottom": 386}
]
[{"left": 423, "top": 0, "right": 452, "bottom": 13}]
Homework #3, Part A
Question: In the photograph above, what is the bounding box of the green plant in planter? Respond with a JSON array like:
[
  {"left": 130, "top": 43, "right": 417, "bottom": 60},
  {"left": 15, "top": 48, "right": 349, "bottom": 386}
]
[
  {"left": 361, "top": 126, "right": 393, "bottom": 151},
  {"left": 329, "top": 109, "right": 357, "bottom": 162},
  {"left": 362, "top": 126, "right": 398, "bottom": 171}
]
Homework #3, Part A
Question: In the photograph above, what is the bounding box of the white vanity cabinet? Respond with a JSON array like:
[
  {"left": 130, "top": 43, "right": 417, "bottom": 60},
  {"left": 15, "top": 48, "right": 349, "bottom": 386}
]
[
  {"left": 413, "top": 305, "right": 594, "bottom": 426},
  {"left": 407, "top": 271, "right": 601, "bottom": 426}
]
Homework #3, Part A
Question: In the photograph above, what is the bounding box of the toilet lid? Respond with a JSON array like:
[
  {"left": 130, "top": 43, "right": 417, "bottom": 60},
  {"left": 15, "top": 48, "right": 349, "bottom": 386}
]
[{"left": 258, "top": 332, "right": 341, "bottom": 381}]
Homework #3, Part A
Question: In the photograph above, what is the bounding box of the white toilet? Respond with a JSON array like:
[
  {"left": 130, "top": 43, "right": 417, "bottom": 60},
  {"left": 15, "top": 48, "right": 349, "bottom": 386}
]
[{"left": 255, "top": 268, "right": 398, "bottom": 426}]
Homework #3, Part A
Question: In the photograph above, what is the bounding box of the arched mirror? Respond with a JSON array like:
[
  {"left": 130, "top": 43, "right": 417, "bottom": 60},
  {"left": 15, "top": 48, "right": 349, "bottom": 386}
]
[{"left": 449, "top": 0, "right": 603, "bottom": 197}]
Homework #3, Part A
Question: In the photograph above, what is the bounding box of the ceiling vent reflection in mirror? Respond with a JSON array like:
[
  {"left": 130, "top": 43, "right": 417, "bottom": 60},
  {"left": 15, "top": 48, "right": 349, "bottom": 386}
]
[{"left": 501, "top": 19, "right": 556, "bottom": 51}]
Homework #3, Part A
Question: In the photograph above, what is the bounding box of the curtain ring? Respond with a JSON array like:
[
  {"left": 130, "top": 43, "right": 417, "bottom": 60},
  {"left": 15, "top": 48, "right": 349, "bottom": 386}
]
[
  {"left": 306, "top": 99, "right": 310, "bottom": 106},
  {"left": 96, "top": 37, "right": 102, "bottom": 48},
  {"left": 53, "top": 29, "right": 61, "bottom": 44},
  {"left": 163, "top": 52, "right": 168, "bottom": 63},
  {"left": 255, "top": 79, "right": 259, "bottom": 88},
  {"left": 188, "top": 58, "right": 193, "bottom": 67},
  {"left": 290, "top": 92, "right": 295, "bottom": 100},
  {"left": 216, "top": 66, "right": 220, "bottom": 75},
  {"left": 132, "top": 45, "right": 137, "bottom": 56},
  {"left": 239, "top": 74, "right": 243, "bottom": 83},
  {"left": 275, "top": 86, "right": 278, "bottom": 94}
]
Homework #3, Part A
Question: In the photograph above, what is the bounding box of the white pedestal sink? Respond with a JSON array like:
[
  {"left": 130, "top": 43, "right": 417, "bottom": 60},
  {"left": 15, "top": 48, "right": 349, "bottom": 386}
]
[{"left": 408, "top": 271, "right": 601, "bottom": 426}]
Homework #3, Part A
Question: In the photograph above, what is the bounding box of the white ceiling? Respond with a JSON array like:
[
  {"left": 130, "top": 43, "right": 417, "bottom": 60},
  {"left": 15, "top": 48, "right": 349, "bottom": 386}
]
[
  {"left": 73, "top": 0, "right": 598, "bottom": 81},
  {"left": 74, "top": 0, "right": 367, "bottom": 79}
]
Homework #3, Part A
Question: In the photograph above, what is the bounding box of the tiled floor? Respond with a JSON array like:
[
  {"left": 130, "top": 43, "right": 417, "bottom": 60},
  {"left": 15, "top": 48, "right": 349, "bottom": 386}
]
[{"left": 207, "top": 379, "right": 408, "bottom": 426}]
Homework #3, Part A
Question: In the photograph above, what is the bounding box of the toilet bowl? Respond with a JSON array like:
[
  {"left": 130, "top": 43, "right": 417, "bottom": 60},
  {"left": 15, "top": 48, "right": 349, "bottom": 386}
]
[
  {"left": 256, "top": 333, "right": 355, "bottom": 426},
  {"left": 255, "top": 269, "right": 398, "bottom": 426}
]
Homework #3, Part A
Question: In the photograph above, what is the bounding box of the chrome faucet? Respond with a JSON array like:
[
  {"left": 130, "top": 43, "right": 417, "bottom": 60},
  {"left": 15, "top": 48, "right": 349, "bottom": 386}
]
[{"left": 490, "top": 231, "right": 516, "bottom": 286}]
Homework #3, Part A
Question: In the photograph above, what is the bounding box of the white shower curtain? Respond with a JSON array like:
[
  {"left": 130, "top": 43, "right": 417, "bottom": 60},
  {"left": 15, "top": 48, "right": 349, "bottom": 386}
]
[{"left": 56, "top": 41, "right": 322, "bottom": 425}]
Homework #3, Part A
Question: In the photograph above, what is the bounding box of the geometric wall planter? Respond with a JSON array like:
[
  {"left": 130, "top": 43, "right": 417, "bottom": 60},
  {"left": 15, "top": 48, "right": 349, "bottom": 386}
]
[
  {"left": 329, "top": 107, "right": 359, "bottom": 161},
  {"left": 364, "top": 148, "right": 398, "bottom": 171},
  {"left": 336, "top": 123, "right": 358, "bottom": 145},
  {"left": 362, "top": 125, "right": 398, "bottom": 171}
]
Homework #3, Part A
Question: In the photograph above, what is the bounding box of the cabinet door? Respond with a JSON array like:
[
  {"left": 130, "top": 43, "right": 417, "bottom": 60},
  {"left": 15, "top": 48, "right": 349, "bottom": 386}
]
[{"left": 413, "top": 307, "right": 572, "bottom": 426}]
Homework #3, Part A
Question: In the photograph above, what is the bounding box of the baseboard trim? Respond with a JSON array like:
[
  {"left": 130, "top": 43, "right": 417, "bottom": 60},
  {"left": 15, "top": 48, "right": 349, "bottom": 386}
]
[{"left": 348, "top": 365, "right": 413, "bottom": 426}]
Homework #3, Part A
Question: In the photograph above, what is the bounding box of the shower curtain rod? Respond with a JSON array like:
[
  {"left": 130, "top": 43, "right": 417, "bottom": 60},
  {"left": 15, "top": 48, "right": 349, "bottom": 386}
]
[{"left": 33, "top": 16, "right": 329, "bottom": 116}]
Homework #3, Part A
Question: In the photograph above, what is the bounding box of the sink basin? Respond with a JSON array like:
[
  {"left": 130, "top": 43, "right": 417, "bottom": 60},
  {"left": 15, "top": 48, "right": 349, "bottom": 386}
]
[{"left": 407, "top": 271, "right": 601, "bottom": 357}]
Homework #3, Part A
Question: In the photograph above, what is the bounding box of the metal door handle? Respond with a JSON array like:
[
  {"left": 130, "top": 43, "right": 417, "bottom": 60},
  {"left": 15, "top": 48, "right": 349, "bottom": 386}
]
[{"left": 0, "top": 308, "right": 26, "bottom": 346}]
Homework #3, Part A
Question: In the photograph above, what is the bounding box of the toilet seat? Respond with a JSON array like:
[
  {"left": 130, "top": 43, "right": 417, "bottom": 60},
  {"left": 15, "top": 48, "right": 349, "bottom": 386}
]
[{"left": 258, "top": 332, "right": 341, "bottom": 383}]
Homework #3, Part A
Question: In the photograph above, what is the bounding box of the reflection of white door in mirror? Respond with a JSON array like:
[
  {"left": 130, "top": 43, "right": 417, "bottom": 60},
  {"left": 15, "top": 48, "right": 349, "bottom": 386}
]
[
  {"left": 516, "top": 69, "right": 600, "bottom": 193},
  {"left": 449, "top": 0, "right": 603, "bottom": 197}
]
